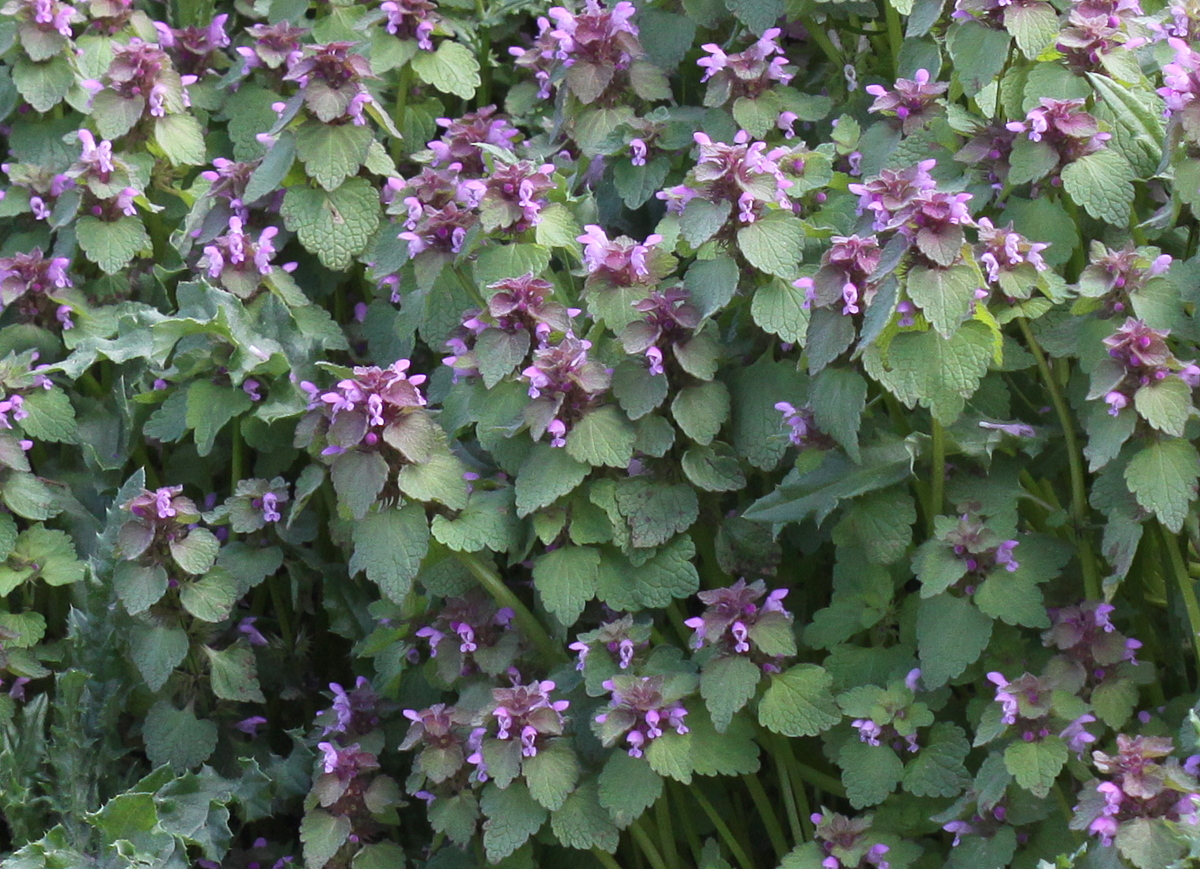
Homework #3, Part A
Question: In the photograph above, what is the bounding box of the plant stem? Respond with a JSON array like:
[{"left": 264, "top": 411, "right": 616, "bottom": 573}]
[
  {"left": 742, "top": 773, "right": 789, "bottom": 861},
  {"left": 1017, "top": 317, "right": 1101, "bottom": 601},
  {"left": 796, "top": 17, "right": 843, "bottom": 67},
  {"left": 655, "top": 787, "right": 678, "bottom": 869},
  {"left": 668, "top": 782, "right": 704, "bottom": 863},
  {"left": 882, "top": 0, "right": 903, "bottom": 75},
  {"left": 455, "top": 551, "right": 564, "bottom": 664},
  {"left": 773, "top": 747, "right": 805, "bottom": 846},
  {"left": 690, "top": 787, "right": 756, "bottom": 869},
  {"left": 929, "top": 417, "right": 946, "bottom": 532},
  {"left": 592, "top": 849, "right": 623, "bottom": 869},
  {"left": 230, "top": 417, "right": 244, "bottom": 488},
  {"left": 630, "top": 819, "right": 671, "bottom": 869},
  {"left": 1161, "top": 523, "right": 1200, "bottom": 684}
]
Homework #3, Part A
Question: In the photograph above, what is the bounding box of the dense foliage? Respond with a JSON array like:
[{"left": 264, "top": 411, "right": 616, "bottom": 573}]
[{"left": 0, "top": 0, "right": 1199, "bottom": 867}]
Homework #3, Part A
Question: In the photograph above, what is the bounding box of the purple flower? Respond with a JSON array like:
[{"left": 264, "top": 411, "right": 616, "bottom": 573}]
[
  {"left": 521, "top": 332, "right": 611, "bottom": 444},
  {"left": 865, "top": 69, "right": 948, "bottom": 133},
  {"left": 697, "top": 28, "right": 793, "bottom": 103},
  {"left": 238, "top": 617, "right": 269, "bottom": 647},
  {"left": 487, "top": 679, "right": 570, "bottom": 757},
  {"left": 238, "top": 22, "right": 308, "bottom": 72},
  {"left": 594, "top": 675, "right": 691, "bottom": 758},
  {"left": 684, "top": 579, "right": 793, "bottom": 666},
  {"left": 0, "top": 249, "right": 73, "bottom": 325},
  {"left": 317, "top": 742, "right": 380, "bottom": 781},
  {"left": 976, "top": 218, "right": 1050, "bottom": 285},
  {"left": 236, "top": 716, "right": 268, "bottom": 736},
  {"left": 155, "top": 14, "right": 229, "bottom": 77},
  {"left": 283, "top": 43, "right": 378, "bottom": 124},
  {"left": 775, "top": 401, "right": 824, "bottom": 448},
  {"left": 578, "top": 225, "right": 665, "bottom": 287},
  {"left": 848, "top": 160, "right": 937, "bottom": 231},
  {"left": 1062, "top": 714, "right": 1098, "bottom": 756},
  {"left": 427, "top": 106, "right": 520, "bottom": 174},
  {"left": 379, "top": 0, "right": 439, "bottom": 49},
  {"left": 198, "top": 217, "right": 282, "bottom": 298}
]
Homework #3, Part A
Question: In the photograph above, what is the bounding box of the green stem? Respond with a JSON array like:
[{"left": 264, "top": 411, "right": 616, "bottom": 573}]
[
  {"left": 796, "top": 16, "right": 843, "bottom": 67},
  {"left": 774, "top": 747, "right": 805, "bottom": 846},
  {"left": 231, "top": 417, "right": 244, "bottom": 488},
  {"left": 1017, "top": 317, "right": 1101, "bottom": 601},
  {"left": 655, "top": 788, "right": 679, "bottom": 869},
  {"left": 475, "top": 0, "right": 492, "bottom": 106},
  {"left": 592, "top": 849, "right": 623, "bottom": 869},
  {"left": 630, "top": 820, "right": 671, "bottom": 869},
  {"left": 929, "top": 417, "right": 946, "bottom": 532},
  {"left": 742, "top": 773, "right": 789, "bottom": 861},
  {"left": 690, "top": 788, "right": 755, "bottom": 869},
  {"left": 1060, "top": 195, "right": 1088, "bottom": 280},
  {"left": 455, "top": 551, "right": 565, "bottom": 665},
  {"left": 882, "top": 0, "right": 903, "bottom": 75},
  {"left": 668, "top": 782, "right": 704, "bottom": 864},
  {"left": 1161, "top": 523, "right": 1200, "bottom": 684},
  {"left": 269, "top": 573, "right": 294, "bottom": 650}
]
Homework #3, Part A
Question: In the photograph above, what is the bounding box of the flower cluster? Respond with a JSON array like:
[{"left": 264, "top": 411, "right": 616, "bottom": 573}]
[
  {"left": 810, "top": 811, "right": 892, "bottom": 869},
  {"left": 198, "top": 218, "right": 292, "bottom": 299},
  {"left": 400, "top": 703, "right": 477, "bottom": 785},
  {"left": 843, "top": 676, "right": 931, "bottom": 754},
  {"left": 951, "top": 0, "right": 1052, "bottom": 27},
  {"left": 1006, "top": 98, "right": 1111, "bottom": 177},
  {"left": 297, "top": 360, "right": 429, "bottom": 457},
  {"left": 319, "top": 677, "right": 382, "bottom": 739},
  {"left": 283, "top": 42, "right": 377, "bottom": 125},
  {"left": 1160, "top": 37, "right": 1200, "bottom": 143},
  {"left": 942, "top": 513, "right": 1021, "bottom": 581},
  {"left": 477, "top": 679, "right": 569, "bottom": 760},
  {"left": 0, "top": 249, "right": 74, "bottom": 329},
  {"left": 222, "top": 477, "right": 290, "bottom": 533},
  {"left": 154, "top": 14, "right": 230, "bottom": 77},
  {"left": 975, "top": 218, "right": 1049, "bottom": 296},
  {"left": 2, "top": 0, "right": 80, "bottom": 51},
  {"left": 392, "top": 166, "right": 479, "bottom": 258},
  {"left": 684, "top": 579, "right": 794, "bottom": 669},
  {"left": 0, "top": 351, "right": 53, "bottom": 458},
  {"left": 619, "top": 287, "right": 701, "bottom": 375},
  {"left": 1096, "top": 318, "right": 1200, "bottom": 416},
  {"left": 118, "top": 485, "right": 203, "bottom": 562},
  {"left": 1042, "top": 601, "right": 1143, "bottom": 684},
  {"left": 89, "top": 38, "right": 192, "bottom": 123},
  {"left": 660, "top": 131, "right": 792, "bottom": 226},
  {"left": 66, "top": 130, "right": 143, "bottom": 222},
  {"left": 1072, "top": 734, "right": 1200, "bottom": 845},
  {"left": 697, "top": 28, "right": 793, "bottom": 105},
  {"left": 1057, "top": 0, "right": 1147, "bottom": 73},
  {"left": 510, "top": 0, "right": 643, "bottom": 102},
  {"left": 1, "top": 160, "right": 75, "bottom": 222},
  {"left": 521, "top": 333, "right": 610, "bottom": 446},
  {"left": 379, "top": 0, "right": 439, "bottom": 49},
  {"left": 775, "top": 402, "right": 832, "bottom": 450},
  {"left": 848, "top": 159, "right": 939, "bottom": 233},
  {"left": 577, "top": 225, "right": 670, "bottom": 291},
  {"left": 237, "top": 22, "right": 307, "bottom": 74},
  {"left": 461, "top": 159, "right": 556, "bottom": 232},
  {"left": 1076, "top": 243, "right": 1172, "bottom": 313},
  {"left": 415, "top": 592, "right": 520, "bottom": 681},
  {"left": 594, "top": 674, "right": 691, "bottom": 758},
  {"left": 427, "top": 106, "right": 521, "bottom": 175},
  {"left": 865, "top": 69, "right": 947, "bottom": 134},
  {"left": 569, "top": 614, "right": 649, "bottom": 673},
  {"left": 802, "top": 234, "right": 883, "bottom": 316}
]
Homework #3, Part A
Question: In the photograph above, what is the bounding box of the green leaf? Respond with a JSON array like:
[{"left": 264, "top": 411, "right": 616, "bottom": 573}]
[
  {"left": 550, "top": 780, "right": 619, "bottom": 852},
  {"left": 244, "top": 132, "right": 297, "bottom": 203},
  {"left": 75, "top": 216, "right": 151, "bottom": 275},
  {"left": 810, "top": 367, "right": 866, "bottom": 462},
  {"left": 1091, "top": 677, "right": 1138, "bottom": 729},
  {"left": 3, "top": 472, "right": 57, "bottom": 520},
  {"left": 301, "top": 809, "right": 351, "bottom": 869},
  {"left": 515, "top": 444, "right": 590, "bottom": 517},
  {"left": 680, "top": 199, "right": 731, "bottom": 248},
  {"left": 114, "top": 559, "right": 168, "bottom": 614},
  {"left": 1123, "top": 438, "right": 1200, "bottom": 532},
  {"left": 598, "top": 750, "right": 662, "bottom": 829},
  {"left": 646, "top": 730, "right": 693, "bottom": 784},
  {"left": 153, "top": 114, "right": 206, "bottom": 166},
  {"left": 523, "top": 740, "right": 579, "bottom": 811},
  {"left": 143, "top": 700, "right": 218, "bottom": 772},
  {"left": 917, "top": 593, "right": 992, "bottom": 688},
  {"left": 613, "top": 156, "right": 670, "bottom": 210},
  {"left": 10, "top": 525, "right": 83, "bottom": 588},
  {"left": 1062, "top": 149, "right": 1135, "bottom": 226},
  {"left": 732, "top": 354, "right": 801, "bottom": 470},
  {"left": 204, "top": 645, "right": 266, "bottom": 703},
  {"left": 902, "top": 722, "right": 971, "bottom": 798},
  {"left": 474, "top": 244, "right": 552, "bottom": 286},
  {"left": 700, "top": 654, "right": 761, "bottom": 731},
  {"left": 129, "top": 623, "right": 189, "bottom": 692},
  {"left": 533, "top": 545, "right": 600, "bottom": 626},
  {"left": 947, "top": 22, "right": 1010, "bottom": 96},
  {"left": 12, "top": 54, "right": 72, "bottom": 113},
  {"left": 832, "top": 491, "right": 916, "bottom": 565},
  {"left": 397, "top": 450, "right": 470, "bottom": 510},
  {"left": 411, "top": 41, "right": 480, "bottom": 99},
  {"left": 738, "top": 211, "right": 803, "bottom": 280},
  {"left": 17, "top": 389, "right": 75, "bottom": 443},
  {"left": 758, "top": 664, "right": 840, "bottom": 737},
  {"left": 1133, "top": 377, "right": 1192, "bottom": 437},
  {"left": 179, "top": 571, "right": 238, "bottom": 622},
  {"left": 331, "top": 450, "right": 389, "bottom": 521},
  {"left": 566, "top": 406, "right": 636, "bottom": 468},
  {"left": 612, "top": 359, "right": 669, "bottom": 420},
  {"left": 294, "top": 120, "right": 372, "bottom": 191},
  {"left": 752, "top": 277, "right": 811, "bottom": 344},
  {"left": 169, "top": 527, "right": 220, "bottom": 575},
  {"left": 906, "top": 263, "right": 978, "bottom": 338},
  {"left": 614, "top": 480, "right": 699, "bottom": 549},
  {"left": 1003, "top": 1, "right": 1059, "bottom": 59},
  {"left": 595, "top": 536, "right": 701, "bottom": 610},
  {"left": 281, "top": 178, "right": 381, "bottom": 271},
  {"left": 685, "top": 256, "right": 740, "bottom": 319},
  {"left": 913, "top": 541, "right": 968, "bottom": 597},
  {"left": 186, "top": 381, "right": 253, "bottom": 457},
  {"left": 432, "top": 488, "right": 518, "bottom": 553},
  {"left": 839, "top": 740, "right": 903, "bottom": 808},
  {"left": 428, "top": 792, "right": 479, "bottom": 847},
  {"left": 725, "top": 0, "right": 783, "bottom": 33},
  {"left": 1003, "top": 735, "right": 1066, "bottom": 798},
  {"left": 481, "top": 782, "right": 547, "bottom": 863},
  {"left": 974, "top": 575, "right": 1048, "bottom": 628},
  {"left": 864, "top": 321, "right": 994, "bottom": 425},
  {"left": 1115, "top": 818, "right": 1187, "bottom": 869},
  {"left": 349, "top": 504, "right": 430, "bottom": 602},
  {"left": 671, "top": 381, "right": 730, "bottom": 446},
  {"left": 682, "top": 443, "right": 746, "bottom": 492},
  {"left": 689, "top": 713, "right": 761, "bottom": 776}
]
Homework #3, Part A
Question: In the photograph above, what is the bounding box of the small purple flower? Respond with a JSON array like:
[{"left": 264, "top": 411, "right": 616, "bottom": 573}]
[
  {"left": 865, "top": 68, "right": 948, "bottom": 133},
  {"left": 594, "top": 674, "right": 691, "bottom": 758}
]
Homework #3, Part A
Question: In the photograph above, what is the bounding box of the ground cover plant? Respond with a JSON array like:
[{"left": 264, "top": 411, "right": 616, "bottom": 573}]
[{"left": 1, "top": 0, "right": 1200, "bottom": 866}]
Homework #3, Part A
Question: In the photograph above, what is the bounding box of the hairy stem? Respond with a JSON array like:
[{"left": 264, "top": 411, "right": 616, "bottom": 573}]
[
  {"left": 455, "top": 551, "right": 564, "bottom": 664},
  {"left": 1161, "top": 523, "right": 1200, "bottom": 684},
  {"left": 1017, "top": 317, "right": 1101, "bottom": 601},
  {"left": 929, "top": 417, "right": 946, "bottom": 532}
]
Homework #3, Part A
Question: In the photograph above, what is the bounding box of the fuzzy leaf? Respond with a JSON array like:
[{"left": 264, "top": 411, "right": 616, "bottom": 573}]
[
  {"left": 515, "top": 444, "right": 590, "bottom": 517},
  {"left": 1123, "top": 438, "right": 1200, "bottom": 532},
  {"left": 550, "top": 780, "right": 619, "bottom": 852},
  {"left": 1003, "top": 735, "right": 1066, "bottom": 798},
  {"left": 533, "top": 545, "right": 600, "bottom": 626},
  {"left": 752, "top": 277, "right": 811, "bottom": 343},
  {"left": 1133, "top": 377, "right": 1192, "bottom": 437},
  {"left": 906, "top": 263, "right": 978, "bottom": 338},
  {"left": 411, "top": 41, "right": 480, "bottom": 99},
  {"left": 598, "top": 750, "right": 662, "bottom": 829},
  {"left": 281, "top": 178, "right": 380, "bottom": 271},
  {"left": 129, "top": 623, "right": 189, "bottom": 692},
  {"left": 566, "top": 406, "right": 636, "bottom": 468},
  {"left": 700, "top": 654, "right": 761, "bottom": 732},
  {"left": 738, "top": 211, "right": 803, "bottom": 280},
  {"left": 294, "top": 120, "right": 373, "bottom": 191},
  {"left": 917, "top": 593, "right": 993, "bottom": 688},
  {"left": 301, "top": 810, "right": 351, "bottom": 869},
  {"left": 153, "top": 114, "right": 206, "bottom": 166},
  {"left": 758, "top": 664, "right": 840, "bottom": 737},
  {"left": 523, "top": 741, "right": 579, "bottom": 811},
  {"left": 349, "top": 504, "right": 430, "bottom": 603},
  {"left": 143, "top": 700, "right": 218, "bottom": 772},
  {"left": 480, "top": 782, "right": 547, "bottom": 863},
  {"left": 1062, "top": 149, "right": 1135, "bottom": 226},
  {"left": 75, "top": 216, "right": 150, "bottom": 275},
  {"left": 839, "top": 740, "right": 903, "bottom": 808}
]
